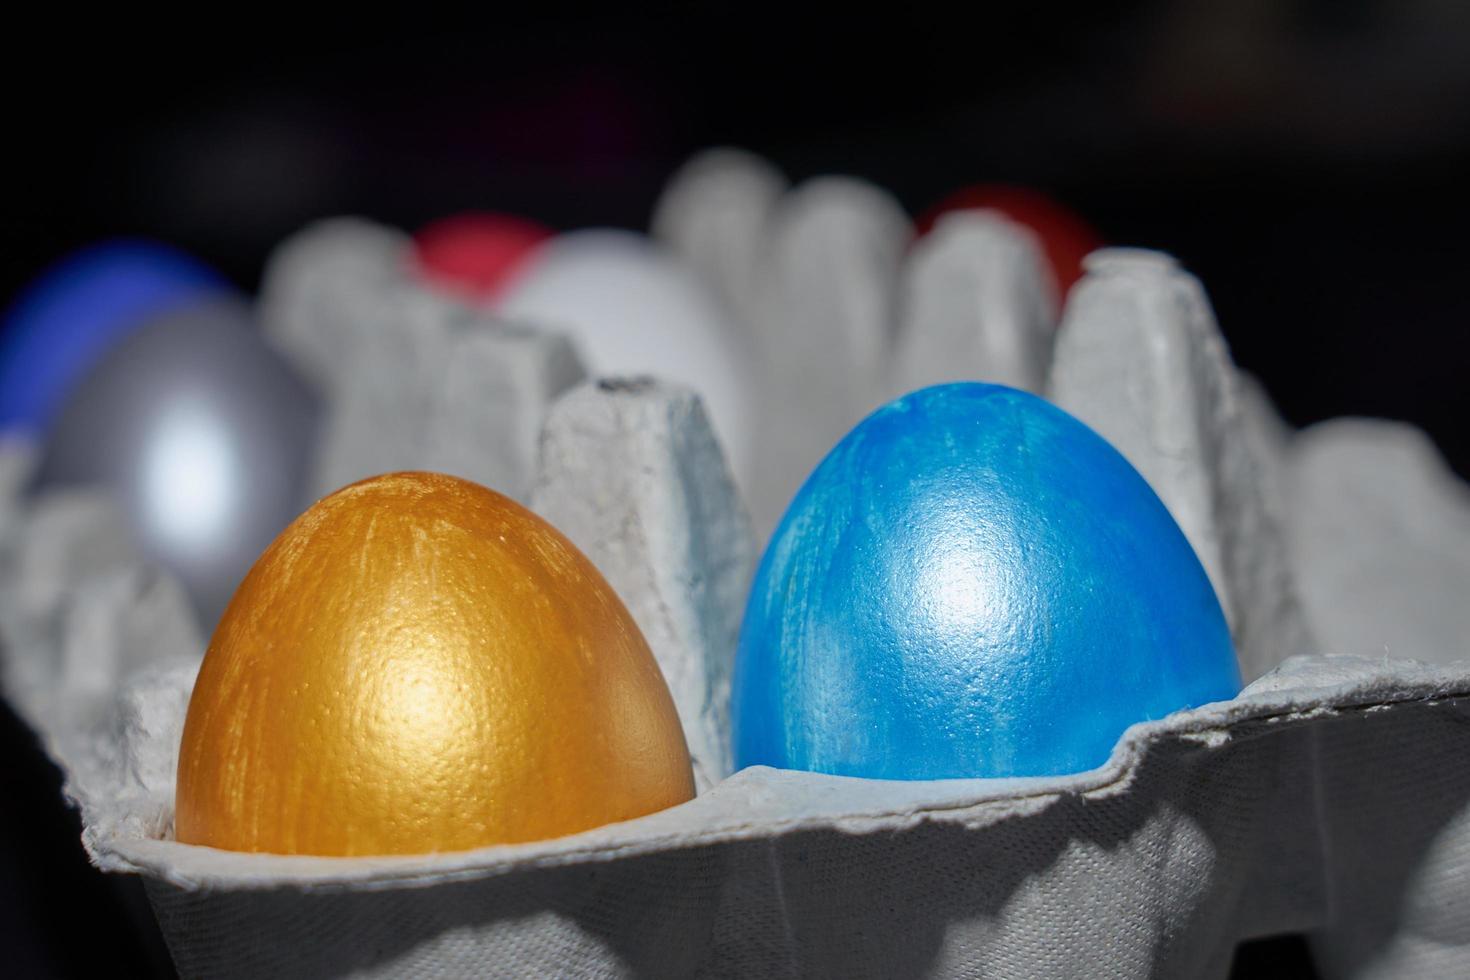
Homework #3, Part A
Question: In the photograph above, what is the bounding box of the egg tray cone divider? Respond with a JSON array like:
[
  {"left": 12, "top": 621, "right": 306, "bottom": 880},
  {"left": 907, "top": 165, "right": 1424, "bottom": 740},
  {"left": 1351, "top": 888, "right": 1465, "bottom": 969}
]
[
  {"left": 258, "top": 218, "right": 588, "bottom": 503},
  {"left": 0, "top": 201, "right": 1465, "bottom": 979},
  {"left": 653, "top": 154, "right": 1066, "bottom": 539},
  {"left": 650, "top": 148, "right": 789, "bottom": 331}
]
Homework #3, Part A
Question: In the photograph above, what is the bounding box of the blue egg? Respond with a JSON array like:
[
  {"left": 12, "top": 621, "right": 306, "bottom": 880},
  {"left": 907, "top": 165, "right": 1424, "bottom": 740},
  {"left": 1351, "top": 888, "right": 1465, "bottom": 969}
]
[
  {"left": 0, "top": 240, "right": 226, "bottom": 434},
  {"left": 732, "top": 383, "right": 1241, "bottom": 780}
]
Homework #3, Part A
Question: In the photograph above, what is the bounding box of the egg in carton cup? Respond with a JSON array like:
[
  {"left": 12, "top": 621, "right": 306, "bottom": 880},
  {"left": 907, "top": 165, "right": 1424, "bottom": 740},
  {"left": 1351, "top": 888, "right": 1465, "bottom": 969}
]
[{"left": 0, "top": 162, "right": 1468, "bottom": 978}]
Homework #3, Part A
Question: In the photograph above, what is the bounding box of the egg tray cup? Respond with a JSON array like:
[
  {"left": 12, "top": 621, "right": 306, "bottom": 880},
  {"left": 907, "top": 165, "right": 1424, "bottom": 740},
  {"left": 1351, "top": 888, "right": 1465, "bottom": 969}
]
[{"left": 2, "top": 157, "right": 1469, "bottom": 977}]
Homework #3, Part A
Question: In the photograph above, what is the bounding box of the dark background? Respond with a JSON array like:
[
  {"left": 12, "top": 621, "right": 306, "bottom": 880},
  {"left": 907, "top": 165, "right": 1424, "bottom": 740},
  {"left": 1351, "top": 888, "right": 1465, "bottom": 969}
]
[{"left": 3, "top": 3, "right": 1467, "bottom": 976}]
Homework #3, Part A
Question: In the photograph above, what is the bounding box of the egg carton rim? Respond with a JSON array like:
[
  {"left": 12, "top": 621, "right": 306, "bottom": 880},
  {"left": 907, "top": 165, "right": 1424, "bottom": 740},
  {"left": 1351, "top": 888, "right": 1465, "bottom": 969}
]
[{"left": 97, "top": 653, "right": 1470, "bottom": 892}]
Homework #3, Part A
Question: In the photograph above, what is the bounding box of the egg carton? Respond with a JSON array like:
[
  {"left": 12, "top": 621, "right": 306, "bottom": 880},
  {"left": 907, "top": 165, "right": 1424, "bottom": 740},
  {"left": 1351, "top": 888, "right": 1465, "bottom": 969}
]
[
  {"left": 1, "top": 158, "right": 1468, "bottom": 978},
  {"left": 256, "top": 217, "right": 586, "bottom": 504},
  {"left": 258, "top": 216, "right": 762, "bottom": 517}
]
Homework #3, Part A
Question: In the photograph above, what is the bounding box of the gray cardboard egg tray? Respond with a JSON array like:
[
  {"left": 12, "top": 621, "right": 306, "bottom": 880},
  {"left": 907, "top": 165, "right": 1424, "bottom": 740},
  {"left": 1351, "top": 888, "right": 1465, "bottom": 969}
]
[{"left": 1, "top": 151, "right": 1468, "bottom": 979}]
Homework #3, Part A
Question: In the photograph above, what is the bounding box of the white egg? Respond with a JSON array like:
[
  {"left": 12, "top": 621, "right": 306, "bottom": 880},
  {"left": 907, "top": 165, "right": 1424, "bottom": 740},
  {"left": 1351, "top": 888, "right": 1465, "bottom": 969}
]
[{"left": 496, "top": 229, "right": 757, "bottom": 495}]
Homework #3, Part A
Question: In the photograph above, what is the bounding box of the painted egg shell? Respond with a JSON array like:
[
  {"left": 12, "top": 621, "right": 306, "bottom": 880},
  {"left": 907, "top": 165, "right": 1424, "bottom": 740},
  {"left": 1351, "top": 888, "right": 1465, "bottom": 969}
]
[
  {"left": 733, "top": 383, "right": 1241, "bottom": 780},
  {"left": 412, "top": 211, "right": 553, "bottom": 301},
  {"left": 495, "top": 229, "right": 758, "bottom": 492},
  {"left": 32, "top": 299, "right": 319, "bottom": 630},
  {"left": 0, "top": 239, "right": 226, "bottom": 433},
  {"left": 175, "top": 471, "right": 696, "bottom": 856}
]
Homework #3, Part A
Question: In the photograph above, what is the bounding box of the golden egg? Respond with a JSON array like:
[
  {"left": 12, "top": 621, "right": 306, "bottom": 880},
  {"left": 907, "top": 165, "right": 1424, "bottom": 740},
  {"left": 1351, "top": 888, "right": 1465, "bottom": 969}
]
[{"left": 175, "top": 471, "right": 695, "bottom": 856}]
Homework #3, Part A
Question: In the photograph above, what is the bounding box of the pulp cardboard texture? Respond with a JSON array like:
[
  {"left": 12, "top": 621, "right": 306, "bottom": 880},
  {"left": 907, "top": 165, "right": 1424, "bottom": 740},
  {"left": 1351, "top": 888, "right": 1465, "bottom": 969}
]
[
  {"left": 741, "top": 177, "right": 911, "bottom": 538},
  {"left": 257, "top": 217, "right": 414, "bottom": 395},
  {"left": 0, "top": 181, "right": 1467, "bottom": 977},
  {"left": 1286, "top": 417, "right": 1470, "bottom": 667},
  {"left": 1047, "top": 250, "right": 1313, "bottom": 683},
  {"left": 889, "top": 209, "right": 1058, "bottom": 398},
  {"left": 259, "top": 219, "right": 586, "bottom": 502},
  {"left": 649, "top": 148, "right": 789, "bottom": 327},
  {"left": 531, "top": 380, "right": 758, "bottom": 793}
]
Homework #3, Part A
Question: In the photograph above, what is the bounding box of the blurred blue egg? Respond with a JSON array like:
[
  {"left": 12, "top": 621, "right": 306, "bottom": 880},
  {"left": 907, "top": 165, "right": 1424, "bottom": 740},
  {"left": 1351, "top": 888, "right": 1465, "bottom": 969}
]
[
  {"left": 0, "top": 240, "right": 227, "bottom": 434},
  {"left": 732, "top": 383, "right": 1241, "bottom": 780},
  {"left": 32, "top": 299, "right": 320, "bottom": 630}
]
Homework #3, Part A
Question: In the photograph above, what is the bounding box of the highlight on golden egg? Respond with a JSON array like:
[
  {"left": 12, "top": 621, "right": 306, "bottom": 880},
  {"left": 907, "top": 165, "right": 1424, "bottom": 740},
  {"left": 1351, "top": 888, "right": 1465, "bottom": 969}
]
[{"left": 174, "top": 471, "right": 696, "bottom": 856}]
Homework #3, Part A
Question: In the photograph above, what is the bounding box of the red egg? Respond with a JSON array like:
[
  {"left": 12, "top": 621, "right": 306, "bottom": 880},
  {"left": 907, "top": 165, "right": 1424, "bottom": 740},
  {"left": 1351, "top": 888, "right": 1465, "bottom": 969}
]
[
  {"left": 413, "top": 212, "right": 554, "bottom": 302},
  {"left": 917, "top": 185, "right": 1102, "bottom": 296}
]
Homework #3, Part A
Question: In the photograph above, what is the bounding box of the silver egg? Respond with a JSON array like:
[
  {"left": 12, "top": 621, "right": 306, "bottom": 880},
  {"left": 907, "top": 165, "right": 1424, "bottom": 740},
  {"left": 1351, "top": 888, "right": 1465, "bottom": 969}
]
[{"left": 32, "top": 298, "right": 320, "bottom": 630}]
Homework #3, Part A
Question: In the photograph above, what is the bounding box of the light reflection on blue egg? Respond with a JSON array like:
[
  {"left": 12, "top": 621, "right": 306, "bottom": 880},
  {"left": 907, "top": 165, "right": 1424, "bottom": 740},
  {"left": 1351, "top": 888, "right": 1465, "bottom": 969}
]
[
  {"left": 0, "top": 240, "right": 226, "bottom": 434},
  {"left": 732, "top": 382, "right": 1242, "bottom": 781},
  {"left": 33, "top": 298, "right": 320, "bottom": 630}
]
